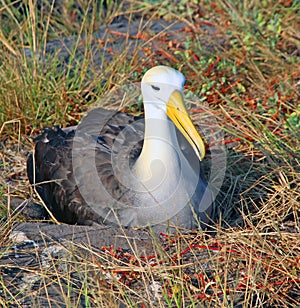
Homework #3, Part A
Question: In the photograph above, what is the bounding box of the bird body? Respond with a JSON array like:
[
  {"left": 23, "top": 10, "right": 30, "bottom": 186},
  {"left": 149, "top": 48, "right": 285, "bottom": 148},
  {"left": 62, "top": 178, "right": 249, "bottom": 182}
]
[{"left": 27, "top": 66, "right": 213, "bottom": 231}]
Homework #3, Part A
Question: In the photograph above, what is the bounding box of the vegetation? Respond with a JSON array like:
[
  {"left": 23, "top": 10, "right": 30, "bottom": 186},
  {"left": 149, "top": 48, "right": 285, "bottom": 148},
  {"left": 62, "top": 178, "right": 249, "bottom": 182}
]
[{"left": 0, "top": 0, "right": 299, "bottom": 307}]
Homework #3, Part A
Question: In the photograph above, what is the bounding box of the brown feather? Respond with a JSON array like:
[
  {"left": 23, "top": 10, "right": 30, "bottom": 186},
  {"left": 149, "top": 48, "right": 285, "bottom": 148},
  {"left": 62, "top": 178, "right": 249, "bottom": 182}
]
[{"left": 27, "top": 107, "right": 211, "bottom": 228}]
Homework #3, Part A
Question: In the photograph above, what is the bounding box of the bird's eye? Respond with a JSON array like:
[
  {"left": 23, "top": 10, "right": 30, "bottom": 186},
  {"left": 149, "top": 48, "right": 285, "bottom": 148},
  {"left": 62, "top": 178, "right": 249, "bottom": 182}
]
[{"left": 151, "top": 85, "right": 160, "bottom": 91}]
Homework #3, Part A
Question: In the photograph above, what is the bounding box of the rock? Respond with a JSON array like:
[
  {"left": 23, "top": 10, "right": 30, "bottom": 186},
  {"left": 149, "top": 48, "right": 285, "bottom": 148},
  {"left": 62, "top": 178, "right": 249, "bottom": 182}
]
[{"left": 0, "top": 222, "right": 157, "bottom": 307}]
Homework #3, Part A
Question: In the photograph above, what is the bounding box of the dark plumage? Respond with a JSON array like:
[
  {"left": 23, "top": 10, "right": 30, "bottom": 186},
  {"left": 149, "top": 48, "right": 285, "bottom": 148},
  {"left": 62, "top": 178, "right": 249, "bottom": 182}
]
[
  {"left": 27, "top": 109, "right": 143, "bottom": 225},
  {"left": 27, "top": 66, "right": 213, "bottom": 230}
]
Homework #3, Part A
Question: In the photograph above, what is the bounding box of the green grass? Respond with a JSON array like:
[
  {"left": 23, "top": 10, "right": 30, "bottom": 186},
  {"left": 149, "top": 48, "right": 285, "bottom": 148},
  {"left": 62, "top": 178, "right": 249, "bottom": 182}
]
[{"left": 0, "top": 0, "right": 299, "bottom": 307}]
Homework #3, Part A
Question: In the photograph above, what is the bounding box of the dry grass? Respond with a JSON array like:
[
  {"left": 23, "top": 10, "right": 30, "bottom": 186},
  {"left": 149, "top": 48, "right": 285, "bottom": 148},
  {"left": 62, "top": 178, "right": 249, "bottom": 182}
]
[{"left": 0, "top": 0, "right": 299, "bottom": 307}]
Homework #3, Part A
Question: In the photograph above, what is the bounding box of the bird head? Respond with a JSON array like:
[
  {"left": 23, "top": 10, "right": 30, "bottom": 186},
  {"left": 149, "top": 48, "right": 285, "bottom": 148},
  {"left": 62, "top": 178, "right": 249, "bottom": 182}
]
[{"left": 141, "top": 66, "right": 205, "bottom": 160}]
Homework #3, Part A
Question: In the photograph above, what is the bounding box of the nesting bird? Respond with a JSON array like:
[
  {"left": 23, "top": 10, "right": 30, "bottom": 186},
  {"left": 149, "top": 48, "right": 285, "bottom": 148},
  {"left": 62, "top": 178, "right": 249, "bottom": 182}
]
[{"left": 27, "top": 66, "right": 213, "bottom": 231}]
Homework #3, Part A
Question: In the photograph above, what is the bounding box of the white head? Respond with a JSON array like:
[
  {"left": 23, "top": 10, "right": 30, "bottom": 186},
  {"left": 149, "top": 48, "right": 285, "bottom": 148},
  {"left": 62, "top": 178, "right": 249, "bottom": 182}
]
[
  {"left": 141, "top": 66, "right": 185, "bottom": 109},
  {"left": 140, "top": 66, "right": 205, "bottom": 160}
]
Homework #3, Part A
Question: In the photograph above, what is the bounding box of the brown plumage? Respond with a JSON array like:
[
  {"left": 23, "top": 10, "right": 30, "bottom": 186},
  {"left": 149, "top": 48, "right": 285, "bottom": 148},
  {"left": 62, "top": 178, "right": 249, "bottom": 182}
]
[{"left": 27, "top": 66, "right": 213, "bottom": 230}]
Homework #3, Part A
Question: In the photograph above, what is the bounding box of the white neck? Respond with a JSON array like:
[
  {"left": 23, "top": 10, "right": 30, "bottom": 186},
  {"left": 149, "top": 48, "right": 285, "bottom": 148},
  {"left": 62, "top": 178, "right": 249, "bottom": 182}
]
[{"left": 133, "top": 103, "right": 180, "bottom": 190}]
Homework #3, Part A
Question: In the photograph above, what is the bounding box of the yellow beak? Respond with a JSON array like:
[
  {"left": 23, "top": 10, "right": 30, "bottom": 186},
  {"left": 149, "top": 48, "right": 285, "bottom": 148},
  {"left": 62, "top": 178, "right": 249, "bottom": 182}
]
[{"left": 167, "top": 90, "right": 205, "bottom": 161}]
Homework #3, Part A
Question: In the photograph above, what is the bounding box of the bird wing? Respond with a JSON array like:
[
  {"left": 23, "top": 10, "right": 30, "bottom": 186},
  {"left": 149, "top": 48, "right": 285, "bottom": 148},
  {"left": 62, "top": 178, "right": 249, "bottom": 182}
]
[
  {"left": 27, "top": 108, "right": 144, "bottom": 225},
  {"left": 27, "top": 107, "right": 206, "bottom": 226}
]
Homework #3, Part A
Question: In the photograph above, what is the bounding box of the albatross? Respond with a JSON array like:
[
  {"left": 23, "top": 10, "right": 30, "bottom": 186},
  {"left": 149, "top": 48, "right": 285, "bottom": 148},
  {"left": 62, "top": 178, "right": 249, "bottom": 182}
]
[{"left": 27, "top": 66, "right": 213, "bottom": 230}]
